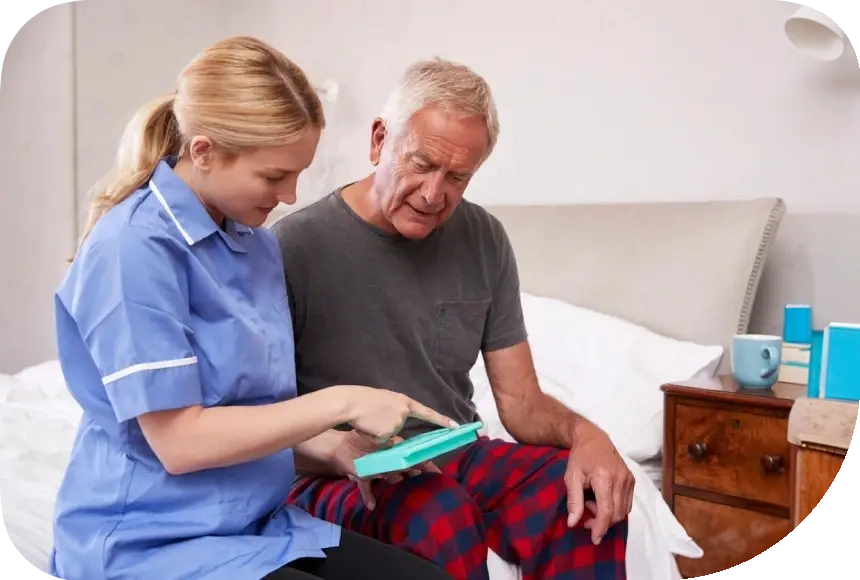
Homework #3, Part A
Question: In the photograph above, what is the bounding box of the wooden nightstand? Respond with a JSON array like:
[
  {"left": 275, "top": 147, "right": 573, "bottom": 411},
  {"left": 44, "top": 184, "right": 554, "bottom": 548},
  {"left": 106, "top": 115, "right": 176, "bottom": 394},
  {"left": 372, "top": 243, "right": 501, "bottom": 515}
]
[{"left": 661, "top": 376, "right": 806, "bottom": 578}]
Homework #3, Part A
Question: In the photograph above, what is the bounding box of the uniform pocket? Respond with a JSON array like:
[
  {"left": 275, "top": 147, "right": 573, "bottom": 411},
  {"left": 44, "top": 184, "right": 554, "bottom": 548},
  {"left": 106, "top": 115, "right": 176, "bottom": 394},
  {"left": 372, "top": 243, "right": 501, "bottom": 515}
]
[{"left": 435, "top": 299, "right": 491, "bottom": 372}]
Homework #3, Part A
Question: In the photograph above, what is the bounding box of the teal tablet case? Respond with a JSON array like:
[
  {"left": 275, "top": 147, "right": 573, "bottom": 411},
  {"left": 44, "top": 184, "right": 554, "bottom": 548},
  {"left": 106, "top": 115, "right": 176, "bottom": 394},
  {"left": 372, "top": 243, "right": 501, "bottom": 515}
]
[{"left": 353, "top": 422, "right": 483, "bottom": 478}]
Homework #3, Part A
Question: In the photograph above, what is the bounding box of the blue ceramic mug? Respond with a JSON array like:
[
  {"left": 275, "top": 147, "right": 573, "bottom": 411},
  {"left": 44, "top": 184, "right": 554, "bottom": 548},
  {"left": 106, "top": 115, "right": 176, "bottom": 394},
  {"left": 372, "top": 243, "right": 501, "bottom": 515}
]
[{"left": 731, "top": 334, "right": 783, "bottom": 389}]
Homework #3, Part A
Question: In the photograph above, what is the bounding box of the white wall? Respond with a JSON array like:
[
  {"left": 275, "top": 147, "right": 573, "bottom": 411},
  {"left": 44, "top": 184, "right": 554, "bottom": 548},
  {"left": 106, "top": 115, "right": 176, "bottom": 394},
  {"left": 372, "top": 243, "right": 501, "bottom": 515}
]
[
  {"left": 0, "top": 4, "right": 75, "bottom": 373},
  {"left": 244, "top": 0, "right": 860, "bottom": 215},
  {"left": 74, "top": 0, "right": 242, "bottom": 227},
  {"left": 1, "top": 0, "right": 858, "bottom": 372},
  {"left": 0, "top": 0, "right": 242, "bottom": 373}
]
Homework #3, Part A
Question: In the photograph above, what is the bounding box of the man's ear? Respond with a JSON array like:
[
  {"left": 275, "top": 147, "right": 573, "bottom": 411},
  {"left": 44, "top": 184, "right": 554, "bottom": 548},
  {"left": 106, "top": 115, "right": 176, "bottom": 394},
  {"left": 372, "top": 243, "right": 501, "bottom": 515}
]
[
  {"left": 369, "top": 118, "right": 386, "bottom": 167},
  {"left": 188, "top": 136, "right": 216, "bottom": 171}
]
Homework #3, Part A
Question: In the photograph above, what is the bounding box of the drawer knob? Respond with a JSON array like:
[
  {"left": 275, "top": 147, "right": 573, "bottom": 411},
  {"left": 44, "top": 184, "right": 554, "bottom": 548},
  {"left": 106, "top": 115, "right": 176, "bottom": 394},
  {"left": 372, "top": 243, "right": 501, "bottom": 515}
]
[
  {"left": 687, "top": 441, "right": 708, "bottom": 459},
  {"left": 761, "top": 454, "right": 784, "bottom": 473}
]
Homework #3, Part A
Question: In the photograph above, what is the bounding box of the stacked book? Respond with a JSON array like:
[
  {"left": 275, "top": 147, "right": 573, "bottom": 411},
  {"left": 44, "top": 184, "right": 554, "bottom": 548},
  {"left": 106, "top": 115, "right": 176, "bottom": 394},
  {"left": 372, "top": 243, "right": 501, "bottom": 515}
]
[{"left": 778, "top": 304, "right": 860, "bottom": 402}]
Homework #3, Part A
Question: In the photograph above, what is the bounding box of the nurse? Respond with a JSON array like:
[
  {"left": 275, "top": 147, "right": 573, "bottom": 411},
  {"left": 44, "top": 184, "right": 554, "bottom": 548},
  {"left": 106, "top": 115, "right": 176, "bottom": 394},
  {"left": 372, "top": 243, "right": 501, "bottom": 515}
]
[{"left": 50, "top": 36, "right": 457, "bottom": 580}]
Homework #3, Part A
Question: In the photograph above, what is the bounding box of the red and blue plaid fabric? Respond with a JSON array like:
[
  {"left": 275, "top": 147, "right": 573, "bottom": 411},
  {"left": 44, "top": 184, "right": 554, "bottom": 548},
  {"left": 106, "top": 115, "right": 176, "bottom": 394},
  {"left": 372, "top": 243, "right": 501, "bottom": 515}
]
[{"left": 288, "top": 437, "right": 628, "bottom": 580}]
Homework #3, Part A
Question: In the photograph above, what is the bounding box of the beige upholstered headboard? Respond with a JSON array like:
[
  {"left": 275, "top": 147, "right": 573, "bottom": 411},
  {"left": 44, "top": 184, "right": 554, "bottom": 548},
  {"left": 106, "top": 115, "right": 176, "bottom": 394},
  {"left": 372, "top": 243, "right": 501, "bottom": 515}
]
[{"left": 483, "top": 198, "right": 786, "bottom": 372}]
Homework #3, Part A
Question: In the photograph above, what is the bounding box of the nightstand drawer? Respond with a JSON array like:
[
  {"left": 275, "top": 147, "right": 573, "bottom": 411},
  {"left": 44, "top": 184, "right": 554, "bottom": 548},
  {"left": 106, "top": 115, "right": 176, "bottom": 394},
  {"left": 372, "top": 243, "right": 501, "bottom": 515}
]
[
  {"left": 674, "top": 496, "right": 791, "bottom": 579},
  {"left": 673, "top": 403, "right": 791, "bottom": 507}
]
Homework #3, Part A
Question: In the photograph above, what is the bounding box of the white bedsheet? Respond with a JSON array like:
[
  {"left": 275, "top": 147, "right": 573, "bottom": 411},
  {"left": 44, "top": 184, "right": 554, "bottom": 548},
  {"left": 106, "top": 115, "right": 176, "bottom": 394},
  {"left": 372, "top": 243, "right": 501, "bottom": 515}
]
[
  {"left": 1, "top": 365, "right": 81, "bottom": 572},
  {"left": 1, "top": 361, "right": 701, "bottom": 579},
  {"left": 637, "top": 456, "right": 664, "bottom": 492}
]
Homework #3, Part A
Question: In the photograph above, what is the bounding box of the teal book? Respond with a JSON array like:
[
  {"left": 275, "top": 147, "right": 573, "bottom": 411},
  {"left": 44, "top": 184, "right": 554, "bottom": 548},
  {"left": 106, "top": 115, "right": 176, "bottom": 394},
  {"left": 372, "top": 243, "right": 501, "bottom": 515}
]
[
  {"left": 807, "top": 330, "right": 824, "bottom": 398},
  {"left": 353, "top": 422, "right": 483, "bottom": 478}
]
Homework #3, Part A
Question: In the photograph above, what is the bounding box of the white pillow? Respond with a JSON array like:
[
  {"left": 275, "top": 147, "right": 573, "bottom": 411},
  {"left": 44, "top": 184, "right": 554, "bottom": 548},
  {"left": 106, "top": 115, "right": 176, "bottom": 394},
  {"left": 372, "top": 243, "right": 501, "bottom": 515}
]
[{"left": 470, "top": 293, "right": 722, "bottom": 462}]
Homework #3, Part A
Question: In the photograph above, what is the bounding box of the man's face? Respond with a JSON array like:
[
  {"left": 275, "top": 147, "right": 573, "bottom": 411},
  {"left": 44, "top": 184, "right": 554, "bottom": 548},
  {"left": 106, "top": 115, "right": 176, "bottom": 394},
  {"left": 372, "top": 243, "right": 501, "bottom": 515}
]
[{"left": 369, "top": 106, "right": 488, "bottom": 239}]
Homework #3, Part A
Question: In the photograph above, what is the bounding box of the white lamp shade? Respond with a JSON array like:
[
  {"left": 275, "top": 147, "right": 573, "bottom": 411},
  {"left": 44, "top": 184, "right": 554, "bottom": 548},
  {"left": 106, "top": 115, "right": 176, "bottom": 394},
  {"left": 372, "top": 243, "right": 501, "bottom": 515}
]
[{"left": 785, "top": 6, "right": 846, "bottom": 61}]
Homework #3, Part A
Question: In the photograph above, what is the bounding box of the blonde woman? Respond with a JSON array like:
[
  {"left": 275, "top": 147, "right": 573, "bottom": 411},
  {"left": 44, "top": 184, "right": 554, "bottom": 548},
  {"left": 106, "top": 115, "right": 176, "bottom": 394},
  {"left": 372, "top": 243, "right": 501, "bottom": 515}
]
[{"left": 50, "top": 37, "right": 455, "bottom": 580}]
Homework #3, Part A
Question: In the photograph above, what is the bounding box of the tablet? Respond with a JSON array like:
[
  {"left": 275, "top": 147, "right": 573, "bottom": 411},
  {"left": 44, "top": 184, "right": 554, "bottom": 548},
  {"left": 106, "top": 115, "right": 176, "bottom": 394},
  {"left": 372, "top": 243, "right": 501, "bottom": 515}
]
[{"left": 353, "top": 421, "right": 483, "bottom": 478}]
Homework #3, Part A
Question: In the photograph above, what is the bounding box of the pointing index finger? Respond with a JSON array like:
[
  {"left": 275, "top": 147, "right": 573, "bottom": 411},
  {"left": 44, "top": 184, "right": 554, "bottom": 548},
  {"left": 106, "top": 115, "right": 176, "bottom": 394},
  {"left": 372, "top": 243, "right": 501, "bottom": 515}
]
[{"left": 408, "top": 400, "right": 459, "bottom": 429}]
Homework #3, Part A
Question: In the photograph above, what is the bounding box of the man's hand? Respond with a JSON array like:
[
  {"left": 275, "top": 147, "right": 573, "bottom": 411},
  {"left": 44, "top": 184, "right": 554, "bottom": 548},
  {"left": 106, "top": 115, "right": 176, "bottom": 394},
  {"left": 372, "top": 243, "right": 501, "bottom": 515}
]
[
  {"left": 483, "top": 341, "right": 635, "bottom": 543},
  {"left": 564, "top": 421, "right": 634, "bottom": 545},
  {"left": 331, "top": 429, "right": 441, "bottom": 510}
]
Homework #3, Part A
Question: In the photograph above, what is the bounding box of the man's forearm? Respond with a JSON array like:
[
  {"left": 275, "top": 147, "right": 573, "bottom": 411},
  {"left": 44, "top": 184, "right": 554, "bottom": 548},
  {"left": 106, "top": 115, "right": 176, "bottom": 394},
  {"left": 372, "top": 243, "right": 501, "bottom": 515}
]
[
  {"left": 500, "top": 392, "right": 587, "bottom": 449},
  {"left": 485, "top": 341, "right": 600, "bottom": 450}
]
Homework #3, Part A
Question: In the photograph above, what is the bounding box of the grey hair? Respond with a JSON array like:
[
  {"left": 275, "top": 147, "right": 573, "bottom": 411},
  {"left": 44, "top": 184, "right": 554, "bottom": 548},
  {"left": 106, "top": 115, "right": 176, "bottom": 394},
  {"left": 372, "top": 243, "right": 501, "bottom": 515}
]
[{"left": 378, "top": 57, "right": 499, "bottom": 161}]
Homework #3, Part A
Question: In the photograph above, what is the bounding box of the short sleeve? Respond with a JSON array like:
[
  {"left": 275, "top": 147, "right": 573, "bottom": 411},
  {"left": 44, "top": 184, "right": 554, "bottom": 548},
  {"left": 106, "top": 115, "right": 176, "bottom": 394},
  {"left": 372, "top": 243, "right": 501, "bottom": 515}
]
[
  {"left": 64, "top": 228, "right": 203, "bottom": 422},
  {"left": 482, "top": 220, "right": 528, "bottom": 352}
]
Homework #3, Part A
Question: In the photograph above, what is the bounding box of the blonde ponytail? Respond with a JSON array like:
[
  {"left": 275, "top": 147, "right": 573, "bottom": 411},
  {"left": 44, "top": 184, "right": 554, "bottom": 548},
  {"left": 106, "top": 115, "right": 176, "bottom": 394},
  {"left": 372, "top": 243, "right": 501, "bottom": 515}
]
[
  {"left": 72, "top": 36, "right": 324, "bottom": 260},
  {"left": 74, "top": 94, "right": 182, "bottom": 257}
]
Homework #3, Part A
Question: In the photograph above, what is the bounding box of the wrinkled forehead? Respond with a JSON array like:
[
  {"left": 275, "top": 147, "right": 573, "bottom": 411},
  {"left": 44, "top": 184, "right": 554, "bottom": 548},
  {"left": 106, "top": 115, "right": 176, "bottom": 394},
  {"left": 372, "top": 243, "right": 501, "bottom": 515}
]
[{"left": 401, "top": 107, "right": 488, "bottom": 170}]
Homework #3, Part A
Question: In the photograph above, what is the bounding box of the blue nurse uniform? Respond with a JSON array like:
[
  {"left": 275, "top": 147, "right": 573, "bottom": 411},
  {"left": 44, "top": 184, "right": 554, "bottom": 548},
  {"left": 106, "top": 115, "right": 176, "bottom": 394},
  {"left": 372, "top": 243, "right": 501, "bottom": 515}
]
[{"left": 49, "top": 158, "right": 340, "bottom": 579}]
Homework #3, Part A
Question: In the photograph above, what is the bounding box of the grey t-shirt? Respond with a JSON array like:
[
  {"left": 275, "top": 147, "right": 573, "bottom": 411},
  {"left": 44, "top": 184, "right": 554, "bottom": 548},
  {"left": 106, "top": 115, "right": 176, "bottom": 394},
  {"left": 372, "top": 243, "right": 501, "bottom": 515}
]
[{"left": 270, "top": 189, "right": 527, "bottom": 442}]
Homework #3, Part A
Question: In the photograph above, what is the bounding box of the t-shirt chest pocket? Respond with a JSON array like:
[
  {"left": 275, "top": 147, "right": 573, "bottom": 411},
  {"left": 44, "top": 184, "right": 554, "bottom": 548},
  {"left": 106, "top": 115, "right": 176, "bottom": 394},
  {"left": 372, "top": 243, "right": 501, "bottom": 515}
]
[{"left": 434, "top": 299, "right": 491, "bottom": 372}]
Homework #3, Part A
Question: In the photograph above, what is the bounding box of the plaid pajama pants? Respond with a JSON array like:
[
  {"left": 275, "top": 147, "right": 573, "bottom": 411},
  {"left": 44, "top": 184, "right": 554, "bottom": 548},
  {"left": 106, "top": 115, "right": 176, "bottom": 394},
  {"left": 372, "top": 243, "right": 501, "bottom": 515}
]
[{"left": 288, "top": 437, "right": 628, "bottom": 580}]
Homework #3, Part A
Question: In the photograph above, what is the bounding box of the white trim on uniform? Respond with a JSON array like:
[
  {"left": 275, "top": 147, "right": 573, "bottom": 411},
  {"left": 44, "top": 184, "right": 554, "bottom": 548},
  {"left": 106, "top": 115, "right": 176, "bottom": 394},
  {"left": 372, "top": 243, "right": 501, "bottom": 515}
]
[
  {"left": 150, "top": 180, "right": 195, "bottom": 245},
  {"left": 102, "top": 356, "right": 198, "bottom": 385}
]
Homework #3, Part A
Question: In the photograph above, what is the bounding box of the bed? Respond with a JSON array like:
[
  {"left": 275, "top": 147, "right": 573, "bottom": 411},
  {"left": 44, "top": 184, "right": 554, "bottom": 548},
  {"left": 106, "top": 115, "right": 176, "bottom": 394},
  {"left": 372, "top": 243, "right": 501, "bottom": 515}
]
[{"left": 0, "top": 196, "right": 786, "bottom": 580}]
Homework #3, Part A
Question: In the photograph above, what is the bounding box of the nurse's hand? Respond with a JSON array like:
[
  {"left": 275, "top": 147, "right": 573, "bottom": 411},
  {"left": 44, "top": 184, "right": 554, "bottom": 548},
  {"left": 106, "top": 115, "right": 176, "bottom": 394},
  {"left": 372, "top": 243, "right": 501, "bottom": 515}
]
[
  {"left": 343, "top": 386, "right": 458, "bottom": 445},
  {"left": 332, "top": 429, "right": 441, "bottom": 510}
]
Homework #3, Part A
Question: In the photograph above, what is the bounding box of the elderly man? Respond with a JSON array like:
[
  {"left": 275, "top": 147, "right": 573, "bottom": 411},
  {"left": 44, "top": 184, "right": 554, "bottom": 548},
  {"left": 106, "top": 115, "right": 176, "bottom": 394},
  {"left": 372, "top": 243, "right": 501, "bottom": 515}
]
[{"left": 271, "top": 58, "right": 633, "bottom": 580}]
